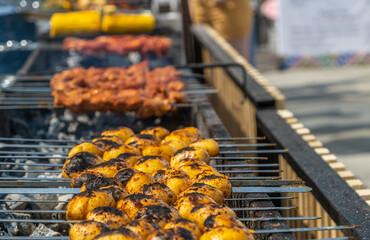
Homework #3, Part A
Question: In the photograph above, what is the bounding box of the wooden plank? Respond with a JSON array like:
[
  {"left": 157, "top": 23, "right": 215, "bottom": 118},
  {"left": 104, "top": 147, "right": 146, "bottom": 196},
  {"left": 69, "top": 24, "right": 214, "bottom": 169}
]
[
  {"left": 277, "top": 109, "right": 294, "bottom": 119},
  {"left": 290, "top": 123, "right": 304, "bottom": 129},
  {"left": 315, "top": 148, "right": 330, "bottom": 155},
  {"left": 346, "top": 179, "right": 365, "bottom": 190},
  {"left": 329, "top": 162, "right": 346, "bottom": 172},
  {"left": 338, "top": 171, "right": 355, "bottom": 180},
  {"left": 322, "top": 154, "right": 337, "bottom": 163},
  {"left": 308, "top": 141, "right": 324, "bottom": 148},
  {"left": 285, "top": 117, "right": 299, "bottom": 124},
  {"left": 356, "top": 189, "right": 370, "bottom": 201},
  {"left": 301, "top": 134, "right": 316, "bottom": 142}
]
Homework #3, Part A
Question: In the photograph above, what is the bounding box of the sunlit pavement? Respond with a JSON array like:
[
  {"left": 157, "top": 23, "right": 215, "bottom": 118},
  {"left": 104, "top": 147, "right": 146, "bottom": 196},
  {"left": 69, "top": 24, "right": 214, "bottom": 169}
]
[{"left": 264, "top": 66, "right": 370, "bottom": 188}]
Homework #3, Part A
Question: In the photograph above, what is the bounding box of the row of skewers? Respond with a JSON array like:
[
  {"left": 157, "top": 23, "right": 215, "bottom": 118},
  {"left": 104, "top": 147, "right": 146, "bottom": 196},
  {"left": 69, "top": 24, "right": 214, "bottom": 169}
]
[{"left": 63, "top": 126, "right": 255, "bottom": 239}]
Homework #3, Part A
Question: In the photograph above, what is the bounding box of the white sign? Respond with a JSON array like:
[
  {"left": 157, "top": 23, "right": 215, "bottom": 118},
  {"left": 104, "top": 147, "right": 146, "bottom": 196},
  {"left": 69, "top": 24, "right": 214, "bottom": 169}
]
[{"left": 277, "top": 0, "right": 370, "bottom": 56}]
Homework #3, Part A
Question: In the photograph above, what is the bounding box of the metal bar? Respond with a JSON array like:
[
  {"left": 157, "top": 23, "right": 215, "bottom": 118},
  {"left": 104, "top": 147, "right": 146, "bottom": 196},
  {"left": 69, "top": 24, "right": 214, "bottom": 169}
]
[
  {"left": 219, "top": 170, "right": 282, "bottom": 173},
  {"left": 0, "top": 210, "right": 66, "bottom": 214},
  {"left": 225, "top": 196, "right": 295, "bottom": 201},
  {"left": 251, "top": 226, "right": 359, "bottom": 234},
  {"left": 0, "top": 138, "right": 81, "bottom": 143},
  {"left": 214, "top": 137, "right": 265, "bottom": 141},
  {"left": 210, "top": 156, "right": 268, "bottom": 160},
  {"left": 232, "top": 206, "right": 297, "bottom": 211},
  {"left": 0, "top": 143, "right": 276, "bottom": 149},
  {"left": 0, "top": 156, "right": 66, "bottom": 159},
  {"left": 0, "top": 186, "right": 311, "bottom": 195},
  {"left": 0, "top": 237, "right": 69, "bottom": 240},
  {"left": 239, "top": 216, "right": 321, "bottom": 222},
  {"left": 0, "top": 105, "right": 61, "bottom": 110}
]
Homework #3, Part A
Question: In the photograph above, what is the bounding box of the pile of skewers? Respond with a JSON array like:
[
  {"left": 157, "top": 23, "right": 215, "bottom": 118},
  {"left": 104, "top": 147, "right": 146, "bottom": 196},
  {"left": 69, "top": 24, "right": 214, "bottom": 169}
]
[
  {"left": 50, "top": 61, "right": 187, "bottom": 118},
  {"left": 63, "top": 35, "right": 172, "bottom": 58},
  {"left": 64, "top": 126, "right": 255, "bottom": 240}
]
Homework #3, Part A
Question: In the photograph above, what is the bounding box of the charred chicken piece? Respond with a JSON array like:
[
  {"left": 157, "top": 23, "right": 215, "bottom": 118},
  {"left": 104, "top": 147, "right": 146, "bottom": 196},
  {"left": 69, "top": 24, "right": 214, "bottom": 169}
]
[
  {"left": 72, "top": 171, "right": 107, "bottom": 188},
  {"left": 141, "top": 182, "right": 177, "bottom": 205},
  {"left": 69, "top": 142, "right": 104, "bottom": 158},
  {"left": 92, "top": 139, "right": 119, "bottom": 151},
  {"left": 69, "top": 220, "right": 110, "bottom": 240},
  {"left": 163, "top": 130, "right": 197, "bottom": 146},
  {"left": 114, "top": 153, "right": 142, "bottom": 166},
  {"left": 161, "top": 140, "right": 187, "bottom": 151},
  {"left": 63, "top": 152, "right": 103, "bottom": 178},
  {"left": 114, "top": 168, "right": 155, "bottom": 194},
  {"left": 179, "top": 183, "right": 224, "bottom": 204},
  {"left": 80, "top": 176, "right": 123, "bottom": 192},
  {"left": 189, "top": 138, "right": 219, "bottom": 157},
  {"left": 147, "top": 227, "right": 196, "bottom": 240},
  {"left": 125, "top": 134, "right": 161, "bottom": 145},
  {"left": 86, "top": 206, "right": 130, "bottom": 229},
  {"left": 66, "top": 189, "right": 115, "bottom": 220},
  {"left": 94, "top": 228, "right": 142, "bottom": 240},
  {"left": 99, "top": 185, "right": 128, "bottom": 202},
  {"left": 200, "top": 227, "right": 254, "bottom": 240},
  {"left": 93, "top": 135, "right": 124, "bottom": 145},
  {"left": 134, "top": 156, "right": 170, "bottom": 175},
  {"left": 116, "top": 193, "right": 166, "bottom": 219},
  {"left": 86, "top": 159, "right": 130, "bottom": 177},
  {"left": 188, "top": 203, "right": 236, "bottom": 229},
  {"left": 174, "top": 193, "right": 216, "bottom": 219},
  {"left": 140, "top": 127, "right": 170, "bottom": 140},
  {"left": 101, "top": 127, "right": 135, "bottom": 142},
  {"left": 142, "top": 144, "right": 176, "bottom": 162},
  {"left": 203, "top": 214, "right": 249, "bottom": 232},
  {"left": 197, "top": 175, "right": 232, "bottom": 198},
  {"left": 103, "top": 145, "right": 141, "bottom": 161},
  {"left": 171, "top": 147, "right": 210, "bottom": 167},
  {"left": 125, "top": 219, "right": 160, "bottom": 240},
  {"left": 134, "top": 203, "right": 181, "bottom": 228}
]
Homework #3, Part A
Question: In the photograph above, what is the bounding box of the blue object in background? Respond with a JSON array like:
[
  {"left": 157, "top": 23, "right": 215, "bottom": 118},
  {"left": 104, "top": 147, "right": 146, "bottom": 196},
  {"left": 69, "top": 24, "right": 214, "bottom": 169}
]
[{"left": 0, "top": 6, "right": 36, "bottom": 74}]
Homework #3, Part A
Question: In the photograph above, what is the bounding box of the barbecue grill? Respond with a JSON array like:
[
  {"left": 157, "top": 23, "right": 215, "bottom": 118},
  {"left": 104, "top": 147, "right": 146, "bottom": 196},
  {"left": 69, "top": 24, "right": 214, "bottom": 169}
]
[{"left": 0, "top": 5, "right": 367, "bottom": 239}]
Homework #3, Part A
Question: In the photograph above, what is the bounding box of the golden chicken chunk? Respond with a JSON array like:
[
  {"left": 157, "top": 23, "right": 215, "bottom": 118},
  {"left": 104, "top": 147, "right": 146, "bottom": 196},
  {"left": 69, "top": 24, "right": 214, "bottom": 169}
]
[
  {"left": 69, "top": 142, "right": 104, "bottom": 158},
  {"left": 63, "top": 152, "right": 103, "bottom": 178},
  {"left": 163, "top": 130, "right": 197, "bottom": 146},
  {"left": 178, "top": 163, "right": 218, "bottom": 182},
  {"left": 101, "top": 127, "right": 135, "bottom": 142},
  {"left": 181, "top": 127, "right": 202, "bottom": 139},
  {"left": 164, "top": 219, "right": 201, "bottom": 239},
  {"left": 134, "top": 156, "right": 170, "bottom": 175},
  {"left": 69, "top": 220, "right": 110, "bottom": 240},
  {"left": 171, "top": 158, "right": 207, "bottom": 169},
  {"left": 125, "top": 219, "right": 160, "bottom": 240},
  {"left": 203, "top": 214, "right": 248, "bottom": 232},
  {"left": 128, "top": 139, "right": 156, "bottom": 154},
  {"left": 179, "top": 183, "right": 224, "bottom": 204},
  {"left": 86, "top": 159, "right": 130, "bottom": 177},
  {"left": 147, "top": 227, "right": 196, "bottom": 240},
  {"left": 153, "top": 168, "right": 190, "bottom": 182},
  {"left": 103, "top": 145, "right": 141, "bottom": 161},
  {"left": 72, "top": 172, "right": 107, "bottom": 188},
  {"left": 141, "top": 182, "right": 177, "bottom": 205},
  {"left": 140, "top": 126, "right": 170, "bottom": 140},
  {"left": 171, "top": 147, "right": 210, "bottom": 167},
  {"left": 125, "top": 134, "right": 161, "bottom": 145},
  {"left": 86, "top": 206, "right": 130, "bottom": 229},
  {"left": 93, "top": 135, "right": 124, "bottom": 145},
  {"left": 161, "top": 140, "right": 187, "bottom": 151},
  {"left": 197, "top": 175, "right": 232, "bottom": 198},
  {"left": 115, "top": 168, "right": 155, "bottom": 194},
  {"left": 94, "top": 228, "right": 142, "bottom": 240},
  {"left": 99, "top": 185, "right": 128, "bottom": 202},
  {"left": 134, "top": 204, "right": 181, "bottom": 228},
  {"left": 174, "top": 193, "right": 216, "bottom": 219},
  {"left": 161, "top": 175, "right": 193, "bottom": 196},
  {"left": 189, "top": 139, "right": 219, "bottom": 157},
  {"left": 66, "top": 190, "right": 115, "bottom": 220},
  {"left": 188, "top": 203, "right": 237, "bottom": 229},
  {"left": 116, "top": 193, "right": 166, "bottom": 219},
  {"left": 200, "top": 227, "right": 254, "bottom": 240},
  {"left": 80, "top": 176, "right": 123, "bottom": 192},
  {"left": 92, "top": 138, "right": 120, "bottom": 151},
  {"left": 142, "top": 144, "right": 176, "bottom": 162},
  {"left": 114, "top": 153, "right": 142, "bottom": 166}
]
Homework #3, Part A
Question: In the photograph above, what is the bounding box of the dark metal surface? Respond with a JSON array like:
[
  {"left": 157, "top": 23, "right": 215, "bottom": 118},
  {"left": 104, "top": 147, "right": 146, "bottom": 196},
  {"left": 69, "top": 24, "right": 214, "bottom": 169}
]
[
  {"left": 191, "top": 24, "right": 276, "bottom": 108},
  {"left": 256, "top": 109, "right": 370, "bottom": 239}
]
